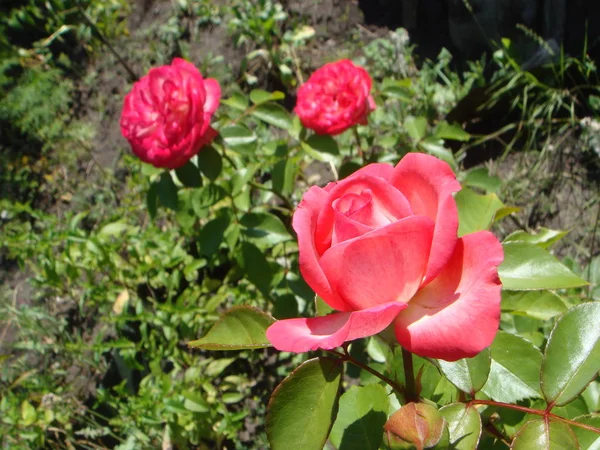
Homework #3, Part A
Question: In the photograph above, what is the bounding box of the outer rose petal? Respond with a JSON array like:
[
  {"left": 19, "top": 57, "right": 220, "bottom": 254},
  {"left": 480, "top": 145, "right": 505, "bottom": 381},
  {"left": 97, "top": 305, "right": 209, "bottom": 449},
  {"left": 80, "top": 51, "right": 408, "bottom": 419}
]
[
  {"left": 344, "top": 162, "right": 394, "bottom": 182},
  {"left": 203, "top": 78, "right": 221, "bottom": 116},
  {"left": 394, "top": 231, "right": 504, "bottom": 361},
  {"left": 320, "top": 216, "right": 434, "bottom": 311},
  {"left": 292, "top": 185, "right": 347, "bottom": 311},
  {"left": 392, "top": 153, "right": 461, "bottom": 284},
  {"left": 266, "top": 301, "right": 407, "bottom": 352}
]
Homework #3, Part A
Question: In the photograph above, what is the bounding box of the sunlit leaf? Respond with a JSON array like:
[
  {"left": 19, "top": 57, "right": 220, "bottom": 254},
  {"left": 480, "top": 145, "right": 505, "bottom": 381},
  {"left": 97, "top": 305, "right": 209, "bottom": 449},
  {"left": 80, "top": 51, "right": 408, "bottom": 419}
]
[
  {"left": 455, "top": 187, "right": 504, "bottom": 236},
  {"left": 438, "top": 349, "right": 491, "bottom": 395},
  {"left": 439, "top": 403, "right": 481, "bottom": 450},
  {"left": 510, "top": 419, "right": 578, "bottom": 449}
]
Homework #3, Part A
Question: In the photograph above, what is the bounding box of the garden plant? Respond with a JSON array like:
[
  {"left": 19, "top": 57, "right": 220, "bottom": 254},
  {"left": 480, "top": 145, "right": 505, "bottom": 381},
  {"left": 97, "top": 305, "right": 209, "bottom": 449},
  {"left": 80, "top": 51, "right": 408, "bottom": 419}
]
[{"left": 2, "top": 1, "right": 600, "bottom": 449}]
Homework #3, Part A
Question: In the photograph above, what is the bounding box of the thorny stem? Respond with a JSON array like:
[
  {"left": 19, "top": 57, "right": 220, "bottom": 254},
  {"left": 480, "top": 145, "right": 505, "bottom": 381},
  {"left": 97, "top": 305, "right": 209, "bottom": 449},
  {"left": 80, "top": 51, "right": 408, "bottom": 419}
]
[
  {"left": 326, "top": 349, "right": 404, "bottom": 395},
  {"left": 401, "top": 348, "right": 419, "bottom": 403},
  {"left": 470, "top": 399, "right": 600, "bottom": 435}
]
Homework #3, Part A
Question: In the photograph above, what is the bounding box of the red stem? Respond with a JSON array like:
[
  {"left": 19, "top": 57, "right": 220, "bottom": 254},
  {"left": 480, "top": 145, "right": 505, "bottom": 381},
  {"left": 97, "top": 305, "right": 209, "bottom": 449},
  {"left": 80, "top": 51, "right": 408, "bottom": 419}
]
[{"left": 470, "top": 400, "right": 600, "bottom": 435}]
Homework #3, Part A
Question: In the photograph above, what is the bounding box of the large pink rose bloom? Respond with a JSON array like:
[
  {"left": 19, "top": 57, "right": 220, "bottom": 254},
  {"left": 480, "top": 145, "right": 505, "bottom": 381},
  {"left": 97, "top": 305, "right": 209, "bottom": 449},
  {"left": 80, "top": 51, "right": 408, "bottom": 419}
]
[
  {"left": 266, "top": 153, "right": 504, "bottom": 362},
  {"left": 294, "top": 59, "right": 375, "bottom": 136},
  {"left": 120, "top": 58, "right": 221, "bottom": 169}
]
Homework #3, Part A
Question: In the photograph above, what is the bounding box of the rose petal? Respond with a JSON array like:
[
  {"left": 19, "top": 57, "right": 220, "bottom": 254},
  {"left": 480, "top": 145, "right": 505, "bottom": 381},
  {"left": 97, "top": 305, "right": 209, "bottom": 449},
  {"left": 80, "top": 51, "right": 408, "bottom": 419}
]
[
  {"left": 203, "top": 78, "right": 221, "bottom": 116},
  {"left": 266, "top": 301, "right": 407, "bottom": 352},
  {"left": 344, "top": 163, "right": 394, "bottom": 182},
  {"left": 392, "top": 153, "right": 462, "bottom": 284},
  {"left": 293, "top": 186, "right": 348, "bottom": 311},
  {"left": 315, "top": 173, "right": 413, "bottom": 255},
  {"left": 394, "top": 231, "right": 503, "bottom": 361},
  {"left": 320, "top": 216, "right": 434, "bottom": 311}
]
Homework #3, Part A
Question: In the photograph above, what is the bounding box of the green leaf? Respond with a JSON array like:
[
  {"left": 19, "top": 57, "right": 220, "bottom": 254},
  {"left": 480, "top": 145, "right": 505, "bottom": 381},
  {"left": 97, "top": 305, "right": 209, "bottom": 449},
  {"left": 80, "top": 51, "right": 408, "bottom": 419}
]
[
  {"left": 188, "top": 305, "right": 275, "bottom": 350},
  {"left": 238, "top": 241, "right": 273, "bottom": 297},
  {"left": 381, "top": 78, "right": 413, "bottom": 101},
  {"left": 221, "top": 92, "right": 249, "bottom": 110},
  {"left": 301, "top": 134, "right": 340, "bottom": 162},
  {"left": 175, "top": 161, "right": 202, "bottom": 187},
  {"left": 541, "top": 302, "right": 600, "bottom": 407},
  {"left": 197, "top": 146, "right": 222, "bottom": 181},
  {"left": 438, "top": 349, "right": 491, "bottom": 395},
  {"left": 267, "top": 357, "right": 342, "bottom": 450},
  {"left": 503, "top": 228, "right": 568, "bottom": 249},
  {"left": 231, "top": 164, "right": 258, "bottom": 196},
  {"left": 499, "top": 242, "right": 588, "bottom": 290},
  {"left": 404, "top": 116, "right": 428, "bottom": 141},
  {"left": 329, "top": 384, "right": 389, "bottom": 450},
  {"left": 147, "top": 181, "right": 158, "bottom": 219},
  {"left": 157, "top": 172, "right": 178, "bottom": 210},
  {"left": 272, "top": 157, "right": 296, "bottom": 197},
  {"left": 434, "top": 121, "right": 471, "bottom": 141},
  {"left": 455, "top": 187, "right": 504, "bottom": 236},
  {"left": 502, "top": 291, "right": 567, "bottom": 321},
  {"left": 510, "top": 419, "right": 578, "bottom": 450},
  {"left": 252, "top": 103, "right": 293, "bottom": 129},
  {"left": 250, "top": 89, "right": 285, "bottom": 105},
  {"left": 439, "top": 403, "right": 481, "bottom": 450},
  {"left": 199, "top": 215, "right": 230, "bottom": 256},
  {"left": 191, "top": 184, "right": 227, "bottom": 214},
  {"left": 21, "top": 400, "right": 37, "bottom": 426},
  {"left": 240, "top": 212, "right": 292, "bottom": 247},
  {"left": 482, "top": 331, "right": 543, "bottom": 403},
  {"left": 463, "top": 167, "right": 501, "bottom": 193},
  {"left": 220, "top": 124, "right": 257, "bottom": 154},
  {"left": 572, "top": 414, "right": 600, "bottom": 450}
]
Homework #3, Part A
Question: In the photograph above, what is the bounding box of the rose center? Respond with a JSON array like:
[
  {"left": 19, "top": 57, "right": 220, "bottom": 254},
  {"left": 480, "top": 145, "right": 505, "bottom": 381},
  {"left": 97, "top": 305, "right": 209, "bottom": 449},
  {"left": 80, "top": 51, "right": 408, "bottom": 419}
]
[{"left": 333, "top": 189, "right": 391, "bottom": 230}]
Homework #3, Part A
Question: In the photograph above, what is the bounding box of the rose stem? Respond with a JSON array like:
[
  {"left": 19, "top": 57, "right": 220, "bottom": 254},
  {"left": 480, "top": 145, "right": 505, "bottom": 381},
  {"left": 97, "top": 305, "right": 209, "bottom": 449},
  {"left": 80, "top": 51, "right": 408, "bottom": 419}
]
[
  {"left": 470, "top": 399, "right": 600, "bottom": 435},
  {"left": 325, "top": 349, "right": 405, "bottom": 395},
  {"left": 401, "top": 348, "right": 419, "bottom": 403},
  {"left": 352, "top": 126, "right": 364, "bottom": 159}
]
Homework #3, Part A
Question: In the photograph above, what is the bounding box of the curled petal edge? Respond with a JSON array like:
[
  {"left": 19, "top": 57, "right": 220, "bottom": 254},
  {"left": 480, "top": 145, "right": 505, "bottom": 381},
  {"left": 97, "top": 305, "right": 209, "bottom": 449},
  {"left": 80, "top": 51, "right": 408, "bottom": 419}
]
[{"left": 266, "top": 301, "right": 407, "bottom": 353}]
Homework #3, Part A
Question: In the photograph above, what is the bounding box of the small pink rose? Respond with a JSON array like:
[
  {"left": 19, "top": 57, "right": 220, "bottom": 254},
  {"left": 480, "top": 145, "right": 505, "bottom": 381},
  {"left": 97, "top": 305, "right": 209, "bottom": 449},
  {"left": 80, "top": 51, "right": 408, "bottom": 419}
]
[
  {"left": 266, "top": 153, "right": 504, "bottom": 362},
  {"left": 294, "top": 59, "right": 375, "bottom": 136},
  {"left": 120, "top": 58, "right": 221, "bottom": 169}
]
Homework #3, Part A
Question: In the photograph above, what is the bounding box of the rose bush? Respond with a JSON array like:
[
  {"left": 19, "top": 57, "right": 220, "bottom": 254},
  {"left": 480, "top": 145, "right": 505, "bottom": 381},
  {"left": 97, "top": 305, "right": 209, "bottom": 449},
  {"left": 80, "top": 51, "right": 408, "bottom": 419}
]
[
  {"left": 266, "top": 153, "right": 504, "bottom": 361},
  {"left": 294, "top": 59, "right": 375, "bottom": 136},
  {"left": 120, "top": 58, "right": 221, "bottom": 169}
]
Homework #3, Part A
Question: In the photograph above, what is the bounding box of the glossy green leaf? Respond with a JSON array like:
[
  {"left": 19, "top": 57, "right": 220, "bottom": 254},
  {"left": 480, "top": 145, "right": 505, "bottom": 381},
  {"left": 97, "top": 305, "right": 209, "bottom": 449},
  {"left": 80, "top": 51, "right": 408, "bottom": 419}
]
[
  {"left": 434, "top": 121, "right": 471, "bottom": 141},
  {"left": 502, "top": 291, "right": 567, "bottom": 320},
  {"left": 221, "top": 92, "right": 248, "bottom": 110},
  {"left": 157, "top": 172, "right": 178, "bottom": 210},
  {"left": 438, "top": 348, "right": 491, "bottom": 395},
  {"left": 175, "top": 161, "right": 202, "bottom": 187},
  {"left": 301, "top": 135, "right": 340, "bottom": 162},
  {"left": 199, "top": 215, "right": 230, "bottom": 256},
  {"left": 238, "top": 241, "right": 273, "bottom": 297},
  {"left": 329, "top": 384, "right": 390, "bottom": 450},
  {"left": 510, "top": 418, "right": 578, "bottom": 449},
  {"left": 220, "top": 124, "right": 257, "bottom": 154},
  {"left": 463, "top": 167, "right": 501, "bottom": 193},
  {"left": 272, "top": 157, "right": 296, "bottom": 197},
  {"left": 499, "top": 242, "right": 588, "bottom": 290},
  {"left": 188, "top": 305, "right": 275, "bottom": 350},
  {"left": 240, "top": 212, "right": 292, "bottom": 247},
  {"left": 455, "top": 187, "right": 504, "bottom": 236},
  {"left": 404, "top": 116, "right": 427, "bottom": 141},
  {"left": 542, "top": 302, "right": 600, "bottom": 407},
  {"left": 231, "top": 164, "right": 258, "bottom": 196},
  {"left": 439, "top": 403, "right": 481, "bottom": 450},
  {"left": 504, "top": 228, "right": 568, "bottom": 249},
  {"left": 197, "top": 146, "right": 222, "bottom": 181},
  {"left": 250, "top": 89, "right": 285, "bottom": 105},
  {"left": 267, "top": 357, "right": 342, "bottom": 450},
  {"left": 482, "top": 331, "right": 543, "bottom": 403},
  {"left": 191, "top": 184, "right": 227, "bottom": 214},
  {"left": 572, "top": 414, "right": 600, "bottom": 450},
  {"left": 252, "top": 103, "right": 293, "bottom": 129}
]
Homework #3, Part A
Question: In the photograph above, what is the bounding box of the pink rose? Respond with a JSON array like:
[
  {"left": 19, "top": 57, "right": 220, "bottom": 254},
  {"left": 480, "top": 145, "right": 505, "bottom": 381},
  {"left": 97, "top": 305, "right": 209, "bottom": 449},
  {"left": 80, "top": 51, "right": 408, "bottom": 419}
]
[
  {"left": 266, "top": 153, "right": 504, "bottom": 362},
  {"left": 294, "top": 59, "right": 376, "bottom": 136},
  {"left": 120, "top": 58, "right": 221, "bottom": 169}
]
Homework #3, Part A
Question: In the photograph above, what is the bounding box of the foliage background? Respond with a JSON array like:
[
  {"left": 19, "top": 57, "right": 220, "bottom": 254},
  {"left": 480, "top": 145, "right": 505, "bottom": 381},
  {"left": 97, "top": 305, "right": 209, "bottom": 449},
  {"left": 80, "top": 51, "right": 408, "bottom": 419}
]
[{"left": 1, "top": 0, "right": 600, "bottom": 449}]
